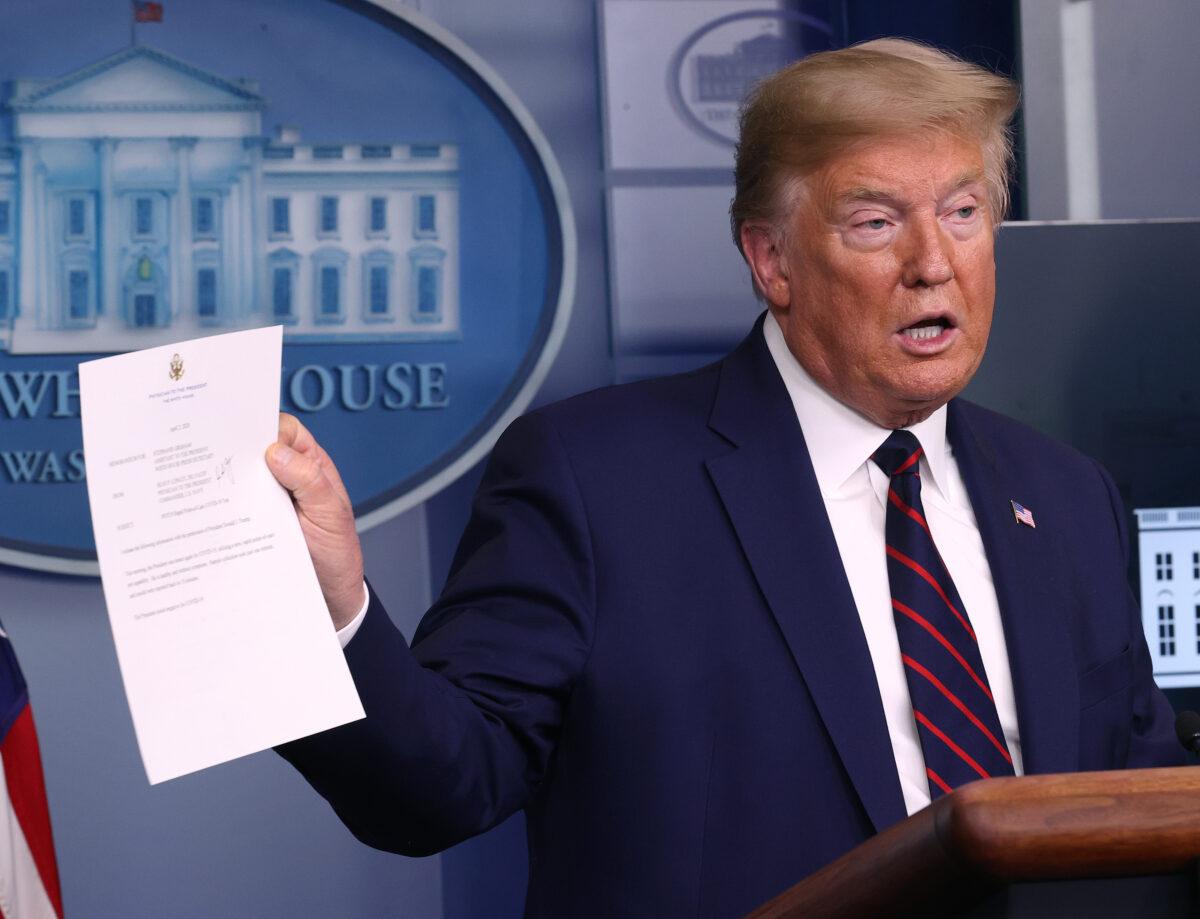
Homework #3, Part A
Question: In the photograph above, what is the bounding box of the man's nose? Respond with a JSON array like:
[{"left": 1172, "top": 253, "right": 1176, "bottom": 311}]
[{"left": 899, "top": 218, "right": 954, "bottom": 288}]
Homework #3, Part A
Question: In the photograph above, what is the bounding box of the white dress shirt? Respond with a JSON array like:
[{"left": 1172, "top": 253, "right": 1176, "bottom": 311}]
[
  {"left": 763, "top": 313, "right": 1023, "bottom": 815},
  {"left": 337, "top": 584, "right": 370, "bottom": 647}
]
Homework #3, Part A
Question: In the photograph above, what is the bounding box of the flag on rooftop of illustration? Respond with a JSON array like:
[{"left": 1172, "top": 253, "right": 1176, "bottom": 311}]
[
  {"left": 132, "top": 1, "right": 163, "bottom": 24},
  {"left": 0, "top": 624, "right": 63, "bottom": 918}
]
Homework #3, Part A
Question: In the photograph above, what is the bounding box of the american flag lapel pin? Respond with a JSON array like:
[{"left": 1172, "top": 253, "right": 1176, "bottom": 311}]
[{"left": 1010, "top": 500, "right": 1036, "bottom": 529}]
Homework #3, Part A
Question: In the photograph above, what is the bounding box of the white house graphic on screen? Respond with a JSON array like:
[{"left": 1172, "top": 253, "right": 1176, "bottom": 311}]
[
  {"left": 0, "top": 45, "right": 459, "bottom": 354},
  {"left": 1135, "top": 506, "right": 1200, "bottom": 688}
]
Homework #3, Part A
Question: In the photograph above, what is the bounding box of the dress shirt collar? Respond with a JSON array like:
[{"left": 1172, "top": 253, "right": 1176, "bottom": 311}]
[{"left": 762, "top": 312, "right": 951, "bottom": 502}]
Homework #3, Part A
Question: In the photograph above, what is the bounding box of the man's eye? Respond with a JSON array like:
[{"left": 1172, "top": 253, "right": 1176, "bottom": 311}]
[
  {"left": 863, "top": 218, "right": 888, "bottom": 230},
  {"left": 955, "top": 206, "right": 976, "bottom": 219}
]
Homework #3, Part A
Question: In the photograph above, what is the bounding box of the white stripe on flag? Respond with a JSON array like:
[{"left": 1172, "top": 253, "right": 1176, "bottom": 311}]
[{"left": 0, "top": 752, "right": 58, "bottom": 919}]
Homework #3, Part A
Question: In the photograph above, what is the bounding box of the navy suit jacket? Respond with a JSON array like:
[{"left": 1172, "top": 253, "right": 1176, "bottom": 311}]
[{"left": 279, "top": 319, "right": 1180, "bottom": 917}]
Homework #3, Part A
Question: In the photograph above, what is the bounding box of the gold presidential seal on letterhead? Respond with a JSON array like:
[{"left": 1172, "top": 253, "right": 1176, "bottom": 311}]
[{"left": 169, "top": 353, "right": 184, "bottom": 382}]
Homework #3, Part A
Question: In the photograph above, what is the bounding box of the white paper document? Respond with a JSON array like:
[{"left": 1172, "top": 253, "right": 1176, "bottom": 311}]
[{"left": 79, "top": 326, "right": 364, "bottom": 784}]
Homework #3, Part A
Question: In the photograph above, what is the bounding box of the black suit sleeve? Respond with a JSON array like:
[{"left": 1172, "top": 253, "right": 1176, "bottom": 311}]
[{"left": 277, "top": 411, "right": 597, "bottom": 855}]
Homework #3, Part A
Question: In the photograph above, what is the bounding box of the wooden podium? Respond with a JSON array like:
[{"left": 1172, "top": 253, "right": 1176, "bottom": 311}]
[{"left": 747, "top": 768, "right": 1200, "bottom": 918}]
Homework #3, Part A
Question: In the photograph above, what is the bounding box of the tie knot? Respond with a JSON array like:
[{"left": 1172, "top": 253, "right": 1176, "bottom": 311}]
[{"left": 872, "top": 430, "right": 923, "bottom": 477}]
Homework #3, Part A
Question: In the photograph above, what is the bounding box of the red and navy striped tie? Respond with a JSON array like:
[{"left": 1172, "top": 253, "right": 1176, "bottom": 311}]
[{"left": 873, "top": 430, "right": 1014, "bottom": 799}]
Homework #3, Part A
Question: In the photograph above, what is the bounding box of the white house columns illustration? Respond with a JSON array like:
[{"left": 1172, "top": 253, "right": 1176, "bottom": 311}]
[{"left": 0, "top": 45, "right": 459, "bottom": 354}]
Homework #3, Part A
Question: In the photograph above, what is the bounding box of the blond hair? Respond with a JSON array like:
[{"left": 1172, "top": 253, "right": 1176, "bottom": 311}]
[{"left": 731, "top": 38, "right": 1019, "bottom": 249}]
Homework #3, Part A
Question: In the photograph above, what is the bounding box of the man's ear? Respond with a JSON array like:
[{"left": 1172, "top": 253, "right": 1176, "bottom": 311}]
[{"left": 739, "top": 222, "right": 791, "bottom": 309}]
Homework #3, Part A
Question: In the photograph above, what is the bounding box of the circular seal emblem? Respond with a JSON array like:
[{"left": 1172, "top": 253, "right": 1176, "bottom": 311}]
[
  {"left": 0, "top": 0, "right": 574, "bottom": 574},
  {"left": 668, "top": 10, "right": 834, "bottom": 146}
]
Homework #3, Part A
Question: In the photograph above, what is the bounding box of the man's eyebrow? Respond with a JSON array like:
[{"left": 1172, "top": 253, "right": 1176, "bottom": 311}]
[
  {"left": 832, "top": 171, "right": 987, "bottom": 210},
  {"left": 833, "top": 187, "right": 905, "bottom": 210},
  {"left": 946, "top": 170, "right": 986, "bottom": 192}
]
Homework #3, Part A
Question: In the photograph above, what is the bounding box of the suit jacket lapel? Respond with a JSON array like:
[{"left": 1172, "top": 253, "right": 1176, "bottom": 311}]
[
  {"left": 948, "top": 401, "right": 1079, "bottom": 774},
  {"left": 705, "top": 322, "right": 908, "bottom": 833}
]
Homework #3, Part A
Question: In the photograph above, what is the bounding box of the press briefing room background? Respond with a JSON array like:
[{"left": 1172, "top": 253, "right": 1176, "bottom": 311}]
[{"left": 0, "top": 1, "right": 1197, "bottom": 916}]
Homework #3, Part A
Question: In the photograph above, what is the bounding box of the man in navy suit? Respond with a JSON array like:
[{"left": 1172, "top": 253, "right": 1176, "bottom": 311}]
[{"left": 267, "top": 39, "right": 1179, "bottom": 916}]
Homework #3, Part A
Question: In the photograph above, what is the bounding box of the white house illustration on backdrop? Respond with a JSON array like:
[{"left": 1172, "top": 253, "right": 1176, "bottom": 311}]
[
  {"left": 1135, "top": 506, "right": 1200, "bottom": 688},
  {"left": 0, "top": 45, "right": 459, "bottom": 354}
]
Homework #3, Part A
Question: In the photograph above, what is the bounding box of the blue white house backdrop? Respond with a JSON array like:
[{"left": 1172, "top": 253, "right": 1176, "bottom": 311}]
[
  {"left": 0, "top": 1, "right": 573, "bottom": 574},
  {"left": 0, "top": 45, "right": 459, "bottom": 354}
]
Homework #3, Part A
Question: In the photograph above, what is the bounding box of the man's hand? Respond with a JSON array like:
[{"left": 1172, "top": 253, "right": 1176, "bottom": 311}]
[{"left": 266, "top": 413, "right": 364, "bottom": 630}]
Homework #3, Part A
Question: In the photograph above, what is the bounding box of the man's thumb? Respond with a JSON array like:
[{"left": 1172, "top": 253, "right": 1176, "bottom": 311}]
[{"left": 266, "top": 442, "right": 322, "bottom": 497}]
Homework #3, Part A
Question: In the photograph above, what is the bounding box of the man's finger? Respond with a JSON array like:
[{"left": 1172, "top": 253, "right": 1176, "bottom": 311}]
[
  {"left": 276, "top": 411, "right": 303, "bottom": 448},
  {"left": 274, "top": 413, "right": 351, "bottom": 496},
  {"left": 266, "top": 440, "right": 330, "bottom": 501},
  {"left": 276, "top": 413, "right": 323, "bottom": 458},
  {"left": 266, "top": 418, "right": 365, "bottom": 628}
]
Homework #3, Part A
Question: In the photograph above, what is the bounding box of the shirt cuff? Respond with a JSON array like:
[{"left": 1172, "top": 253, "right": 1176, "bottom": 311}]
[{"left": 336, "top": 581, "right": 370, "bottom": 649}]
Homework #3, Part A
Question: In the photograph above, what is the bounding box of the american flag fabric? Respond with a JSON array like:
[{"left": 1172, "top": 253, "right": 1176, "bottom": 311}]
[
  {"left": 0, "top": 625, "right": 63, "bottom": 919},
  {"left": 132, "top": 1, "right": 163, "bottom": 23},
  {"left": 1011, "top": 500, "right": 1036, "bottom": 529},
  {"left": 874, "top": 431, "right": 1015, "bottom": 798}
]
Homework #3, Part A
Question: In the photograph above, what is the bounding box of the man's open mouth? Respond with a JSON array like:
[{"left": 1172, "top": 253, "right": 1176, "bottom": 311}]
[{"left": 900, "top": 317, "right": 954, "bottom": 341}]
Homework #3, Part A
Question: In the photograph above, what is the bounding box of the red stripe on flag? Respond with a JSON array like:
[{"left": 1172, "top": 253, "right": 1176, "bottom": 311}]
[
  {"left": 887, "top": 487, "right": 930, "bottom": 533},
  {"left": 914, "top": 710, "right": 990, "bottom": 780},
  {"left": 885, "top": 545, "right": 976, "bottom": 641},
  {"left": 926, "top": 767, "right": 953, "bottom": 796},
  {"left": 1, "top": 706, "right": 63, "bottom": 918},
  {"left": 133, "top": 1, "right": 163, "bottom": 22},
  {"left": 892, "top": 599, "right": 993, "bottom": 702},
  {"left": 902, "top": 654, "right": 1012, "bottom": 763}
]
